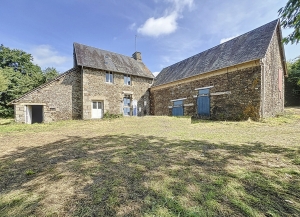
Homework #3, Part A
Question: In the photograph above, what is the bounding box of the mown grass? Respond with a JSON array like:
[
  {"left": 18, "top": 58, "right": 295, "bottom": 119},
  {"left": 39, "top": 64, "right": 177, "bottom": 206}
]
[{"left": 0, "top": 108, "right": 300, "bottom": 216}]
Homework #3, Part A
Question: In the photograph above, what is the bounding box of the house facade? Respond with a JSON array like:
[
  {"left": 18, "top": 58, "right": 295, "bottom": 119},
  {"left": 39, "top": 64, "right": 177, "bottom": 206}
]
[
  {"left": 12, "top": 43, "right": 154, "bottom": 124},
  {"left": 150, "top": 19, "right": 287, "bottom": 120}
]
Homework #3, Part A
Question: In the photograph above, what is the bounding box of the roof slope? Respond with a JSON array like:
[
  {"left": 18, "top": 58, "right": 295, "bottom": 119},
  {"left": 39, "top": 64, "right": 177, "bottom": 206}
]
[
  {"left": 74, "top": 43, "right": 154, "bottom": 79},
  {"left": 153, "top": 19, "right": 279, "bottom": 87},
  {"left": 10, "top": 67, "right": 78, "bottom": 104}
]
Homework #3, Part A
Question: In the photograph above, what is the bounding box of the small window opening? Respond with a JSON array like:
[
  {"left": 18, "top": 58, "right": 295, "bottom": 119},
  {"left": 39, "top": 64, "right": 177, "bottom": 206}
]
[
  {"left": 124, "top": 74, "right": 131, "bottom": 85},
  {"left": 106, "top": 71, "right": 114, "bottom": 83}
]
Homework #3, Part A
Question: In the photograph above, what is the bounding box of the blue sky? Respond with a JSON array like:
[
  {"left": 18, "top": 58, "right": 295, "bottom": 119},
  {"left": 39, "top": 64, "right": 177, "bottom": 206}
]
[{"left": 0, "top": 0, "right": 298, "bottom": 76}]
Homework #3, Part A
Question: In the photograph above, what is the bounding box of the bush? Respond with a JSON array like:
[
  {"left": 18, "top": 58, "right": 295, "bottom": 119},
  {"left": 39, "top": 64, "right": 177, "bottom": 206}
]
[{"left": 103, "top": 112, "right": 123, "bottom": 119}]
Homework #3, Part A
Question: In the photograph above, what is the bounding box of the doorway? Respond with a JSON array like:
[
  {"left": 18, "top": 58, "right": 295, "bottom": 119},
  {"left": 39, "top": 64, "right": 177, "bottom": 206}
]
[
  {"left": 197, "top": 88, "right": 210, "bottom": 117},
  {"left": 92, "top": 101, "right": 103, "bottom": 119},
  {"left": 25, "top": 105, "right": 43, "bottom": 124}
]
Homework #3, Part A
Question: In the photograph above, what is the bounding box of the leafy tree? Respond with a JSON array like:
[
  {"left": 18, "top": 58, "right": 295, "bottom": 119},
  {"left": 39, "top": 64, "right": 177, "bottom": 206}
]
[
  {"left": 285, "top": 57, "right": 300, "bottom": 105},
  {"left": 0, "top": 44, "right": 59, "bottom": 117},
  {"left": 0, "top": 69, "right": 8, "bottom": 92},
  {"left": 287, "top": 57, "right": 300, "bottom": 85},
  {"left": 278, "top": 0, "right": 300, "bottom": 44},
  {"left": 43, "top": 67, "right": 59, "bottom": 82}
]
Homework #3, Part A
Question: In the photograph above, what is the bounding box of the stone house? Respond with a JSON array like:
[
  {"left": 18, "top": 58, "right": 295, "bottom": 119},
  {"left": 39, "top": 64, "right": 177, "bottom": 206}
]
[
  {"left": 150, "top": 19, "right": 287, "bottom": 120},
  {"left": 11, "top": 43, "right": 154, "bottom": 124}
]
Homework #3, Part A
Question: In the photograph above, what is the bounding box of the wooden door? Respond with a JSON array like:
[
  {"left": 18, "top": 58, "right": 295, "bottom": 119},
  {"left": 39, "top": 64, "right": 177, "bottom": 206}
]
[{"left": 197, "top": 89, "right": 210, "bottom": 116}]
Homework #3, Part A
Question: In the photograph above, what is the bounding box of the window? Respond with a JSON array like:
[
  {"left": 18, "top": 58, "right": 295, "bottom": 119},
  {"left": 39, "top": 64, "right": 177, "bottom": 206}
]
[
  {"left": 124, "top": 74, "right": 131, "bottom": 85},
  {"left": 106, "top": 72, "right": 113, "bottom": 83},
  {"left": 123, "top": 95, "right": 131, "bottom": 116}
]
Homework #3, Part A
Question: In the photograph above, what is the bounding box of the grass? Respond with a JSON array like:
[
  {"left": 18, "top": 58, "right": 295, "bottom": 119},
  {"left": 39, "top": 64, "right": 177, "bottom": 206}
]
[{"left": 0, "top": 107, "right": 300, "bottom": 216}]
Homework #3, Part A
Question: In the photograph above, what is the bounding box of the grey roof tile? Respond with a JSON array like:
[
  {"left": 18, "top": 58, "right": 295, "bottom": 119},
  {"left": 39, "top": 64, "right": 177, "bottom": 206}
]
[
  {"left": 74, "top": 43, "right": 154, "bottom": 79},
  {"left": 153, "top": 19, "right": 279, "bottom": 86}
]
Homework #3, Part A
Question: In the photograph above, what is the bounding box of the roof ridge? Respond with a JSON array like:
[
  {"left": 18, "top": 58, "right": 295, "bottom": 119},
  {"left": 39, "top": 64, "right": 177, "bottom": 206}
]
[
  {"left": 160, "top": 19, "right": 279, "bottom": 71},
  {"left": 73, "top": 42, "right": 137, "bottom": 61}
]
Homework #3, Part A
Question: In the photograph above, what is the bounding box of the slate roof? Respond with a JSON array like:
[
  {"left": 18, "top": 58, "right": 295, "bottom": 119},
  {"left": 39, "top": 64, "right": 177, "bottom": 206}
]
[
  {"left": 153, "top": 19, "right": 280, "bottom": 87},
  {"left": 74, "top": 43, "right": 154, "bottom": 79},
  {"left": 10, "top": 67, "right": 78, "bottom": 104}
]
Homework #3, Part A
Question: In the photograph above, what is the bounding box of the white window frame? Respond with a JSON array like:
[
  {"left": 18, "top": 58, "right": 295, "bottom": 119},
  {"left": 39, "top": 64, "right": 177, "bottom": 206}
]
[
  {"left": 106, "top": 71, "right": 114, "bottom": 83},
  {"left": 124, "top": 74, "right": 131, "bottom": 85}
]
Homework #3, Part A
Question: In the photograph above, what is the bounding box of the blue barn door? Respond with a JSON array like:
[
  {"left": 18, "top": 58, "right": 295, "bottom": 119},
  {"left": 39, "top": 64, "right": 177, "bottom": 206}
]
[
  {"left": 172, "top": 100, "right": 183, "bottom": 116},
  {"left": 197, "top": 89, "right": 210, "bottom": 116}
]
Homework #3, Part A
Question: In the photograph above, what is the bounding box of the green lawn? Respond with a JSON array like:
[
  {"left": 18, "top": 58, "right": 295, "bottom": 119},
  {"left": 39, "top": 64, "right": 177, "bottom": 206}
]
[{"left": 0, "top": 108, "right": 300, "bottom": 216}]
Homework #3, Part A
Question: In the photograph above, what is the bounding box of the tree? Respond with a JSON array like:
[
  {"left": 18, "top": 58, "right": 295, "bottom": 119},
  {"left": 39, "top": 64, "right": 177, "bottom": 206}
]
[
  {"left": 285, "top": 57, "right": 300, "bottom": 106},
  {"left": 287, "top": 57, "right": 300, "bottom": 85},
  {"left": 0, "top": 45, "right": 59, "bottom": 117},
  {"left": 43, "top": 67, "right": 59, "bottom": 82},
  {"left": 0, "top": 69, "right": 8, "bottom": 92},
  {"left": 278, "top": 0, "right": 300, "bottom": 44}
]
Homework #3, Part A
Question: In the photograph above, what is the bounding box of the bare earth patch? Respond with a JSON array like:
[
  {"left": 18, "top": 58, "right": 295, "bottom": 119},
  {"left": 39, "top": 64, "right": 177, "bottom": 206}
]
[{"left": 0, "top": 108, "right": 300, "bottom": 216}]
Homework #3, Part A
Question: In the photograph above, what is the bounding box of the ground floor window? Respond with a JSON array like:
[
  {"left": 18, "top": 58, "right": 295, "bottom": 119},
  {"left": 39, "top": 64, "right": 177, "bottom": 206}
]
[{"left": 123, "top": 95, "right": 131, "bottom": 116}]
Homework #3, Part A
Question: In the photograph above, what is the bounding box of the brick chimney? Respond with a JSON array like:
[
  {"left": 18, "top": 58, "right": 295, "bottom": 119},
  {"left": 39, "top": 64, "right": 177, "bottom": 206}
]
[{"left": 132, "top": 52, "right": 142, "bottom": 61}]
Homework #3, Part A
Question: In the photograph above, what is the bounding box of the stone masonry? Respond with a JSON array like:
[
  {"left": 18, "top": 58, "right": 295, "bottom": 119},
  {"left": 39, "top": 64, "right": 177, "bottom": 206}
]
[
  {"left": 150, "top": 65, "right": 262, "bottom": 121},
  {"left": 14, "top": 67, "right": 82, "bottom": 123},
  {"left": 261, "top": 26, "right": 285, "bottom": 118},
  {"left": 82, "top": 67, "right": 152, "bottom": 119}
]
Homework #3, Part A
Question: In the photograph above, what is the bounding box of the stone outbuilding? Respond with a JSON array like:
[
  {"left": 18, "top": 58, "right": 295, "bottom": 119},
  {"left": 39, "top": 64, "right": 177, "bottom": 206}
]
[
  {"left": 11, "top": 43, "right": 154, "bottom": 123},
  {"left": 150, "top": 19, "right": 287, "bottom": 120}
]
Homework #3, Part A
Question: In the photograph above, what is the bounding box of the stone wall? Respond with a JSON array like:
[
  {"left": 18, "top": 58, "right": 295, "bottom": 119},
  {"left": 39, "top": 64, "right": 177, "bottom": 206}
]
[
  {"left": 150, "top": 66, "right": 262, "bottom": 120},
  {"left": 14, "top": 67, "right": 82, "bottom": 123},
  {"left": 261, "top": 26, "right": 285, "bottom": 117},
  {"left": 82, "top": 67, "right": 152, "bottom": 119}
]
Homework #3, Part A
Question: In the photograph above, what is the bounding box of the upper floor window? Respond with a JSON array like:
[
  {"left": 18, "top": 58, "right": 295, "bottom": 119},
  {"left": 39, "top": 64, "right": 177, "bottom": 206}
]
[
  {"left": 106, "top": 72, "right": 113, "bottom": 83},
  {"left": 124, "top": 74, "right": 131, "bottom": 85}
]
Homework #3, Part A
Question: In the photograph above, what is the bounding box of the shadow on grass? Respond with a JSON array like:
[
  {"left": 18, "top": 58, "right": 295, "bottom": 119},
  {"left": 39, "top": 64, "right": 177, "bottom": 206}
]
[{"left": 0, "top": 134, "right": 299, "bottom": 216}]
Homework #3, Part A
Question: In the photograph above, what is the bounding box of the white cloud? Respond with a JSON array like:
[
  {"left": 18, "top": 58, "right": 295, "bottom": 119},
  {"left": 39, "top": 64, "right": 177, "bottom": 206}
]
[
  {"left": 152, "top": 71, "right": 160, "bottom": 77},
  {"left": 220, "top": 35, "right": 238, "bottom": 44},
  {"left": 138, "top": 0, "right": 193, "bottom": 37},
  {"left": 138, "top": 13, "right": 178, "bottom": 37},
  {"left": 31, "top": 45, "right": 71, "bottom": 71}
]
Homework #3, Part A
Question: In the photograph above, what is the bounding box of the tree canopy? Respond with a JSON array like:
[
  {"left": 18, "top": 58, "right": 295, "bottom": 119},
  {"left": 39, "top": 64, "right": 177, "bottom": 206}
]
[
  {"left": 0, "top": 69, "right": 8, "bottom": 92},
  {"left": 287, "top": 57, "right": 300, "bottom": 86},
  {"left": 278, "top": 0, "right": 300, "bottom": 44},
  {"left": 285, "top": 57, "right": 300, "bottom": 106},
  {"left": 0, "top": 44, "right": 59, "bottom": 117}
]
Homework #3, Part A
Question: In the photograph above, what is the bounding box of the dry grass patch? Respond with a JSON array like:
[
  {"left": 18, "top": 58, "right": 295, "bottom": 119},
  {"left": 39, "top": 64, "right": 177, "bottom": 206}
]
[{"left": 0, "top": 108, "right": 300, "bottom": 216}]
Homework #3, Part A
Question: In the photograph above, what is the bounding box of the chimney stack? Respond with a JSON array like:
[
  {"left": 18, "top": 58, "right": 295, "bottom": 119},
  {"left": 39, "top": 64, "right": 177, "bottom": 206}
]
[{"left": 132, "top": 51, "right": 142, "bottom": 61}]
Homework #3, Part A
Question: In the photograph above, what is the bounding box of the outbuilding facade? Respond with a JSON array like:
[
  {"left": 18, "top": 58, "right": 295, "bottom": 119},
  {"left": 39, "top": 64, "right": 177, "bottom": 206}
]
[
  {"left": 11, "top": 43, "right": 154, "bottom": 124},
  {"left": 150, "top": 19, "right": 287, "bottom": 120}
]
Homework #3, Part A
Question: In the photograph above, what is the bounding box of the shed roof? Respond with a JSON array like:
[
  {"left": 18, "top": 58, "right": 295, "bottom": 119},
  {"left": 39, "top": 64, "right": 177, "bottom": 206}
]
[
  {"left": 153, "top": 19, "right": 280, "bottom": 87},
  {"left": 73, "top": 43, "right": 154, "bottom": 79}
]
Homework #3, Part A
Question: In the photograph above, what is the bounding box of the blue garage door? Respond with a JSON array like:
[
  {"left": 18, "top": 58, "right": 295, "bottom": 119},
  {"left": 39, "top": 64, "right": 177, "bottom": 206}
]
[
  {"left": 197, "top": 89, "right": 210, "bottom": 116},
  {"left": 172, "top": 100, "right": 183, "bottom": 116}
]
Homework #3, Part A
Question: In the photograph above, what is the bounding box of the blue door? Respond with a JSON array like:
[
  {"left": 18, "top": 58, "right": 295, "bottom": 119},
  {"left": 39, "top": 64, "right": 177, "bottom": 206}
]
[
  {"left": 172, "top": 100, "right": 184, "bottom": 116},
  {"left": 197, "top": 89, "right": 210, "bottom": 116}
]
